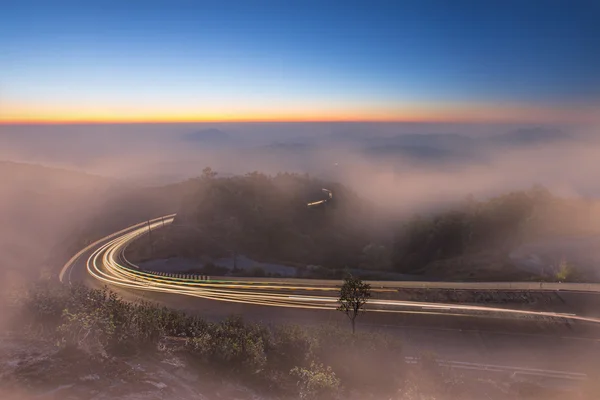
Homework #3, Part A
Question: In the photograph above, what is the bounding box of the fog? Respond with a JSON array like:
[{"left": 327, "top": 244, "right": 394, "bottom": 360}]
[
  {"left": 1, "top": 122, "right": 598, "bottom": 203},
  {"left": 1, "top": 122, "right": 600, "bottom": 399},
  {"left": 0, "top": 122, "right": 598, "bottom": 274}
]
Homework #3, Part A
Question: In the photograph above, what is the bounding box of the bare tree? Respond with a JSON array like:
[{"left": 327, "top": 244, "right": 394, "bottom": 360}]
[{"left": 337, "top": 275, "right": 371, "bottom": 334}]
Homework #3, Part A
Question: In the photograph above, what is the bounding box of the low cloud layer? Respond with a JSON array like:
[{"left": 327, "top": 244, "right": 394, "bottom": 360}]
[
  {"left": 1, "top": 122, "right": 598, "bottom": 206},
  {"left": 0, "top": 121, "right": 599, "bottom": 399},
  {"left": 0, "top": 122, "right": 598, "bottom": 278}
]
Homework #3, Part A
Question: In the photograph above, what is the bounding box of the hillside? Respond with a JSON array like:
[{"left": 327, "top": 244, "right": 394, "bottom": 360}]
[
  {"left": 392, "top": 187, "right": 600, "bottom": 281},
  {"left": 129, "top": 171, "right": 600, "bottom": 282},
  {"left": 0, "top": 161, "right": 116, "bottom": 281},
  {"left": 129, "top": 170, "right": 376, "bottom": 271},
  {"left": 0, "top": 161, "right": 190, "bottom": 283},
  {"left": 9, "top": 162, "right": 592, "bottom": 283}
]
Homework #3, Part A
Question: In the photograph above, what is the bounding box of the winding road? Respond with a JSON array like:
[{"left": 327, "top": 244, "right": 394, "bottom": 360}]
[
  {"left": 59, "top": 214, "right": 600, "bottom": 325},
  {"left": 58, "top": 213, "right": 600, "bottom": 384}
]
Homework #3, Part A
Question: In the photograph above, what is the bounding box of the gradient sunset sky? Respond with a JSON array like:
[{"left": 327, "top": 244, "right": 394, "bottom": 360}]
[{"left": 1, "top": 0, "right": 598, "bottom": 124}]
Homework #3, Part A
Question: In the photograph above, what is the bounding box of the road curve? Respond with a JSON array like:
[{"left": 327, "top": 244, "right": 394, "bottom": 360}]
[{"left": 60, "top": 214, "right": 600, "bottom": 326}]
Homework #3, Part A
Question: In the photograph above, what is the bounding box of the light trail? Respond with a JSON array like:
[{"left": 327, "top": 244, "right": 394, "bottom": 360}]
[{"left": 59, "top": 213, "right": 600, "bottom": 325}]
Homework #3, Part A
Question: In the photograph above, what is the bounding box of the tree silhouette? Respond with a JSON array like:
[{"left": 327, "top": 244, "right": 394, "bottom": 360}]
[
  {"left": 337, "top": 275, "right": 371, "bottom": 334},
  {"left": 201, "top": 167, "right": 217, "bottom": 179}
]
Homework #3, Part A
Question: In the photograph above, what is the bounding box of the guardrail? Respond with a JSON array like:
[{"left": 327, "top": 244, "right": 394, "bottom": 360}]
[
  {"left": 374, "top": 281, "right": 600, "bottom": 292},
  {"left": 64, "top": 212, "right": 600, "bottom": 294},
  {"left": 219, "top": 276, "right": 600, "bottom": 293}
]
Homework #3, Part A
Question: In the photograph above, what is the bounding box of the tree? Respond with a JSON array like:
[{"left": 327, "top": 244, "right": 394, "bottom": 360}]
[
  {"left": 291, "top": 362, "right": 340, "bottom": 400},
  {"left": 337, "top": 275, "right": 371, "bottom": 334},
  {"left": 201, "top": 166, "right": 217, "bottom": 179}
]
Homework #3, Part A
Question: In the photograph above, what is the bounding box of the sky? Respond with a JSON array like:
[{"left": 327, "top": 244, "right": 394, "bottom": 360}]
[{"left": 1, "top": 0, "right": 599, "bottom": 124}]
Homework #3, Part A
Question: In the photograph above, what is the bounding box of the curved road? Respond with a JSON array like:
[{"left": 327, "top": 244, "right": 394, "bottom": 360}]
[
  {"left": 60, "top": 214, "right": 600, "bottom": 326},
  {"left": 59, "top": 213, "right": 600, "bottom": 383}
]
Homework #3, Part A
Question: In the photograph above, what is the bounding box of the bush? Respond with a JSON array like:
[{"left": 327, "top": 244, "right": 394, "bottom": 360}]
[
  {"left": 14, "top": 281, "right": 84, "bottom": 334},
  {"left": 9, "top": 281, "right": 412, "bottom": 398},
  {"left": 186, "top": 315, "right": 268, "bottom": 375},
  {"left": 291, "top": 362, "right": 340, "bottom": 400},
  {"left": 555, "top": 258, "right": 582, "bottom": 282},
  {"left": 269, "top": 324, "right": 316, "bottom": 371},
  {"left": 11, "top": 282, "right": 206, "bottom": 355},
  {"left": 59, "top": 307, "right": 116, "bottom": 355}
]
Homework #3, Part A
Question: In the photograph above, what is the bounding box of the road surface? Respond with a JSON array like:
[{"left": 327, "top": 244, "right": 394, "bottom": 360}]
[
  {"left": 60, "top": 214, "right": 600, "bottom": 325},
  {"left": 59, "top": 214, "right": 600, "bottom": 383}
]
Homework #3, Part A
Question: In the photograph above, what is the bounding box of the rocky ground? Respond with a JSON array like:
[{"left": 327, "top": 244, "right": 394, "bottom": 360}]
[
  {"left": 0, "top": 335, "right": 266, "bottom": 400},
  {"left": 1, "top": 333, "right": 588, "bottom": 400}
]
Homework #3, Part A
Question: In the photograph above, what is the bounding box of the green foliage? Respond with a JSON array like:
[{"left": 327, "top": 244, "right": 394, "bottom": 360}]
[
  {"left": 59, "top": 307, "right": 116, "bottom": 354},
  {"left": 555, "top": 258, "right": 580, "bottom": 282},
  {"left": 12, "top": 282, "right": 206, "bottom": 354},
  {"left": 337, "top": 275, "right": 371, "bottom": 333},
  {"left": 290, "top": 362, "right": 340, "bottom": 400},
  {"left": 186, "top": 315, "right": 268, "bottom": 375},
  {"left": 10, "top": 281, "right": 415, "bottom": 398},
  {"left": 269, "top": 324, "right": 316, "bottom": 371}
]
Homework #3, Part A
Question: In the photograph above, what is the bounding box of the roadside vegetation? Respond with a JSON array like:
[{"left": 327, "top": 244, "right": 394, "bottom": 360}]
[
  {"left": 391, "top": 186, "right": 598, "bottom": 280},
  {"left": 337, "top": 275, "right": 371, "bottom": 334},
  {"left": 3, "top": 280, "right": 532, "bottom": 399}
]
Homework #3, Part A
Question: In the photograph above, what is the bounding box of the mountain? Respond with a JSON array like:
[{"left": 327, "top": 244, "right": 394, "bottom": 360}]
[
  {"left": 364, "top": 133, "right": 474, "bottom": 150},
  {"left": 488, "top": 127, "right": 572, "bottom": 147}
]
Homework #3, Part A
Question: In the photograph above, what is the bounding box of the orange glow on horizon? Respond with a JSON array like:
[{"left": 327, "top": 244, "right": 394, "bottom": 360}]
[{"left": 0, "top": 103, "right": 596, "bottom": 125}]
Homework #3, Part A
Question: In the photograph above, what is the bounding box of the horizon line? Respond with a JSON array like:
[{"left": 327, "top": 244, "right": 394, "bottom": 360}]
[{"left": 0, "top": 117, "right": 575, "bottom": 125}]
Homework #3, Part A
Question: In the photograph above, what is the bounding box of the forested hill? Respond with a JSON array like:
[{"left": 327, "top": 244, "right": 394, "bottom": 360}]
[
  {"left": 142, "top": 169, "right": 600, "bottom": 281},
  {"left": 172, "top": 169, "right": 375, "bottom": 268},
  {"left": 392, "top": 186, "right": 600, "bottom": 279}
]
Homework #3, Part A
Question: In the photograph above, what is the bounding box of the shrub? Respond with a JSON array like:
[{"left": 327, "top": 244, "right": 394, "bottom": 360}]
[
  {"left": 10, "top": 281, "right": 411, "bottom": 398},
  {"left": 555, "top": 258, "right": 582, "bottom": 282},
  {"left": 268, "top": 324, "right": 316, "bottom": 371},
  {"left": 291, "top": 362, "right": 340, "bottom": 400},
  {"left": 186, "top": 315, "right": 268, "bottom": 375},
  {"left": 13, "top": 281, "right": 84, "bottom": 334},
  {"left": 59, "top": 307, "right": 116, "bottom": 355},
  {"left": 12, "top": 282, "right": 206, "bottom": 355}
]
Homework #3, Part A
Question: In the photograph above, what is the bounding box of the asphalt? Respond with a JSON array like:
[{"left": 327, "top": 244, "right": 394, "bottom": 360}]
[{"left": 60, "top": 214, "right": 600, "bottom": 381}]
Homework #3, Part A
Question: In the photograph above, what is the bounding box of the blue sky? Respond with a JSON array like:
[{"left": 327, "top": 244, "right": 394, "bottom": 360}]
[{"left": 1, "top": 0, "right": 598, "bottom": 122}]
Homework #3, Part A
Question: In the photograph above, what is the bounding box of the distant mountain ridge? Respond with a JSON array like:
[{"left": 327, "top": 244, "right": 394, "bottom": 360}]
[
  {"left": 182, "top": 128, "right": 231, "bottom": 145},
  {"left": 487, "top": 127, "right": 572, "bottom": 146},
  {"left": 249, "top": 127, "right": 578, "bottom": 168}
]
